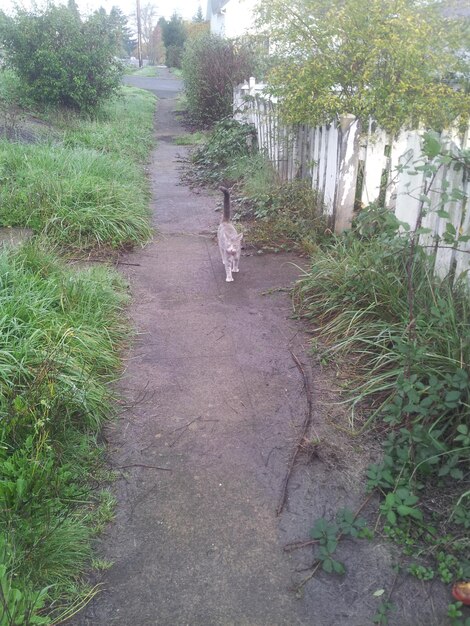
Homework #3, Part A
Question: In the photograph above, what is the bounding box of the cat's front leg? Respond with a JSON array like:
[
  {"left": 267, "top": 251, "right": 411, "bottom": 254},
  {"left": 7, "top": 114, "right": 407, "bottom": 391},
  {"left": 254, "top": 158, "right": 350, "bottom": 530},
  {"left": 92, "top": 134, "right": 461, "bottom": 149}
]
[{"left": 224, "top": 261, "right": 234, "bottom": 282}]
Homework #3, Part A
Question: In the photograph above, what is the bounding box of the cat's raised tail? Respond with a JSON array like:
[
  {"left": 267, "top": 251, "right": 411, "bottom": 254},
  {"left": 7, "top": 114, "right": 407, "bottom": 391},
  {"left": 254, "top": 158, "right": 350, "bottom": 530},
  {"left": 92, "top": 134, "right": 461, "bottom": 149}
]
[{"left": 219, "top": 186, "right": 231, "bottom": 222}]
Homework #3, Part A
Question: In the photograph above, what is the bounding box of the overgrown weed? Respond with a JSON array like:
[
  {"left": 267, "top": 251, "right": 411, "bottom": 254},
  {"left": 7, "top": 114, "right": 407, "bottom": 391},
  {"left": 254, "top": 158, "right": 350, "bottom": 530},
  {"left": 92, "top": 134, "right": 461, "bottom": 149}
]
[
  {"left": 294, "top": 205, "right": 470, "bottom": 595},
  {"left": 185, "top": 120, "right": 328, "bottom": 252},
  {"left": 0, "top": 79, "right": 155, "bottom": 623}
]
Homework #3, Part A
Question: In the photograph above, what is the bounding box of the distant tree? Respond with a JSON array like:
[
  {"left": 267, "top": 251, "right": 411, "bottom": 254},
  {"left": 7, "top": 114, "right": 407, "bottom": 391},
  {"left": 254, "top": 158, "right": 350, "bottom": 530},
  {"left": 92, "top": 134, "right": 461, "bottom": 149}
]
[
  {"left": 193, "top": 5, "right": 205, "bottom": 23},
  {"left": 149, "top": 23, "right": 165, "bottom": 65},
  {"left": 2, "top": 5, "right": 123, "bottom": 113},
  {"left": 160, "top": 12, "right": 187, "bottom": 48},
  {"left": 140, "top": 3, "right": 158, "bottom": 51},
  {"left": 109, "top": 6, "right": 136, "bottom": 58},
  {"left": 160, "top": 13, "right": 187, "bottom": 68}
]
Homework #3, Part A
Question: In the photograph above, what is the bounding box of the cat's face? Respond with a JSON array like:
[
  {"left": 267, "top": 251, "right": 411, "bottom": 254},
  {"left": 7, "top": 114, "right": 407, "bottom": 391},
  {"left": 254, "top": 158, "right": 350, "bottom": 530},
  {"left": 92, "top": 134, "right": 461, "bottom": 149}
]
[
  {"left": 226, "top": 244, "right": 238, "bottom": 256},
  {"left": 226, "top": 234, "right": 243, "bottom": 255}
]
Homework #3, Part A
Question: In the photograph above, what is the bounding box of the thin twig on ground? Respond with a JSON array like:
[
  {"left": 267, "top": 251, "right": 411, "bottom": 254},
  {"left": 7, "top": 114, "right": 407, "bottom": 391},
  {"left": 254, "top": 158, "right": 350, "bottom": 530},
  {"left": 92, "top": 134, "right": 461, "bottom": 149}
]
[
  {"left": 169, "top": 416, "right": 202, "bottom": 447},
  {"left": 277, "top": 349, "right": 316, "bottom": 516},
  {"left": 117, "top": 464, "right": 172, "bottom": 471}
]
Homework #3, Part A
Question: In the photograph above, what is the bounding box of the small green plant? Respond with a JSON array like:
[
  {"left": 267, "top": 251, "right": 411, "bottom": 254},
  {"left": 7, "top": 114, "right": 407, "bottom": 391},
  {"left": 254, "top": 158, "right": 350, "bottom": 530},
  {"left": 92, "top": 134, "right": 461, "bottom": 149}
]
[
  {"left": 407, "top": 563, "right": 435, "bottom": 581},
  {"left": 92, "top": 559, "right": 113, "bottom": 571},
  {"left": 372, "top": 599, "right": 395, "bottom": 625},
  {"left": 448, "top": 602, "right": 470, "bottom": 626},
  {"left": 309, "top": 508, "right": 372, "bottom": 576}
]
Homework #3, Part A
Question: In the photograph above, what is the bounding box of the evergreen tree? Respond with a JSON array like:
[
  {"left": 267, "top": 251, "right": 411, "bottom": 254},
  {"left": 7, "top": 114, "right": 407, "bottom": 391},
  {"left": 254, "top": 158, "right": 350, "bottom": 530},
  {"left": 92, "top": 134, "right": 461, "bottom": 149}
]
[{"left": 193, "top": 5, "right": 205, "bottom": 23}]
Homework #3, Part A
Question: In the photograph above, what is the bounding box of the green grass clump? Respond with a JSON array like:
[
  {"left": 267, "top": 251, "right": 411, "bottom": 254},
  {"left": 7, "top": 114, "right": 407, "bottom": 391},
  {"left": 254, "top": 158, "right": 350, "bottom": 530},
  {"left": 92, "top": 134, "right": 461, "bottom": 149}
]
[
  {"left": 61, "top": 86, "right": 156, "bottom": 163},
  {"left": 0, "top": 244, "right": 129, "bottom": 622},
  {"left": 124, "top": 65, "right": 157, "bottom": 77},
  {"left": 0, "top": 86, "right": 155, "bottom": 252},
  {"left": 174, "top": 131, "right": 207, "bottom": 146},
  {"left": 0, "top": 141, "right": 152, "bottom": 250},
  {"left": 295, "top": 233, "right": 470, "bottom": 435}
]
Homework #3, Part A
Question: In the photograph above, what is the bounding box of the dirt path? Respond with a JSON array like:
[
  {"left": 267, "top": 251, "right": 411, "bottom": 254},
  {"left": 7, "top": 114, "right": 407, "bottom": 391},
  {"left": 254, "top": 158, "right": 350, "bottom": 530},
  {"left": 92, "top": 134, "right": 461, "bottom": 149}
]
[{"left": 75, "top": 72, "right": 447, "bottom": 626}]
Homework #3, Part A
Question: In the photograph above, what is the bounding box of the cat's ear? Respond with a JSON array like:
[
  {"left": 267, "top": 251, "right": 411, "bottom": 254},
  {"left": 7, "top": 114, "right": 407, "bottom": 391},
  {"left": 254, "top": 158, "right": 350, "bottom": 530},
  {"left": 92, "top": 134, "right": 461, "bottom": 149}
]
[{"left": 237, "top": 233, "right": 244, "bottom": 241}]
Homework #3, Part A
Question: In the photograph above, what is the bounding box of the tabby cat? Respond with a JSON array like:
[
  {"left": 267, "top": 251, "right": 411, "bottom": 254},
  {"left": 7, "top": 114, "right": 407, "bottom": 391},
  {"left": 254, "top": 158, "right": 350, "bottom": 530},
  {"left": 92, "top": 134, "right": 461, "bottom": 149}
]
[{"left": 217, "top": 187, "right": 243, "bottom": 282}]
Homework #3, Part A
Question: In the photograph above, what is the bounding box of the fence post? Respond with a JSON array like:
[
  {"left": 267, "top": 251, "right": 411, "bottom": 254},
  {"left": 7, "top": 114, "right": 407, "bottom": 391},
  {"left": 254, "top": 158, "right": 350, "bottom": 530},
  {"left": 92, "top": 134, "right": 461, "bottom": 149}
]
[{"left": 334, "top": 115, "right": 361, "bottom": 233}]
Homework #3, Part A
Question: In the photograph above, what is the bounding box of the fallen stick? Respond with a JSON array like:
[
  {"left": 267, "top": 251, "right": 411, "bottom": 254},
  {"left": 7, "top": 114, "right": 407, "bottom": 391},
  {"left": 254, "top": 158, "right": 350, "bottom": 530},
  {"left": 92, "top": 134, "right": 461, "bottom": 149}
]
[
  {"left": 284, "top": 538, "right": 319, "bottom": 552},
  {"left": 117, "top": 464, "right": 172, "bottom": 471},
  {"left": 169, "top": 416, "right": 202, "bottom": 447},
  {"left": 68, "top": 257, "right": 141, "bottom": 267},
  {"left": 276, "top": 349, "right": 314, "bottom": 516}
]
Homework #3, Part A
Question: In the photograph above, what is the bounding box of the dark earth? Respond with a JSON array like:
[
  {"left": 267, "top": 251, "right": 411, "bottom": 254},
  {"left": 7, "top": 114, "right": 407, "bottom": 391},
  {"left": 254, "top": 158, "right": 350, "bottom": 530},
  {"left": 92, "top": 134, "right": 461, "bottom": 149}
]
[{"left": 73, "top": 68, "right": 451, "bottom": 626}]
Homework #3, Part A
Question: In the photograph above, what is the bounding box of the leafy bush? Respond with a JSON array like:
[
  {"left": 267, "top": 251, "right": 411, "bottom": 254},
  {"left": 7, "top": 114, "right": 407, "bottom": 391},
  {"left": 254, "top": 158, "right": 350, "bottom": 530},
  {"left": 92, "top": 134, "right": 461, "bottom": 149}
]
[
  {"left": 166, "top": 44, "right": 183, "bottom": 69},
  {"left": 182, "top": 33, "right": 254, "bottom": 127},
  {"left": 2, "top": 5, "right": 123, "bottom": 113},
  {"left": 256, "top": 0, "right": 470, "bottom": 133},
  {"left": 189, "top": 118, "right": 257, "bottom": 183}
]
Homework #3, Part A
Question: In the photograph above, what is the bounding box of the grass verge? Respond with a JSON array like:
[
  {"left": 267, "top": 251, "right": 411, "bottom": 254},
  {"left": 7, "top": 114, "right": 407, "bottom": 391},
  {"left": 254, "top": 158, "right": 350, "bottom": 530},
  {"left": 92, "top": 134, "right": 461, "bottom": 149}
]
[
  {"left": 0, "top": 244, "right": 129, "bottom": 623},
  {"left": 293, "top": 212, "right": 470, "bottom": 612},
  {"left": 0, "top": 86, "right": 155, "bottom": 253},
  {"left": 0, "top": 82, "right": 156, "bottom": 623}
]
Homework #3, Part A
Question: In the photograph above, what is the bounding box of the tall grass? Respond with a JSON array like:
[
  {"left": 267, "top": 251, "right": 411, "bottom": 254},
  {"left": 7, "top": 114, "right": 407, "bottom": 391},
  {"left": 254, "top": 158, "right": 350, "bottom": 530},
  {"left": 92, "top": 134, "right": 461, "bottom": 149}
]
[
  {"left": 0, "top": 244, "right": 129, "bottom": 622},
  {"left": 0, "top": 86, "right": 155, "bottom": 251},
  {"left": 295, "top": 234, "right": 470, "bottom": 434},
  {"left": 61, "top": 86, "right": 156, "bottom": 163},
  {"left": 0, "top": 82, "right": 156, "bottom": 623},
  {"left": 294, "top": 221, "right": 470, "bottom": 571}
]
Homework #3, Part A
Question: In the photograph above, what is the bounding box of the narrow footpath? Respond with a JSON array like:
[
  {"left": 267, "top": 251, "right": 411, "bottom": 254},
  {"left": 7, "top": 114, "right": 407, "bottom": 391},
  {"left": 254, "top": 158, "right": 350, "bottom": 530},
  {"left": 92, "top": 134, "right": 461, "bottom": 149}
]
[
  {"left": 74, "top": 70, "right": 447, "bottom": 626},
  {"left": 76, "top": 73, "right": 313, "bottom": 625}
]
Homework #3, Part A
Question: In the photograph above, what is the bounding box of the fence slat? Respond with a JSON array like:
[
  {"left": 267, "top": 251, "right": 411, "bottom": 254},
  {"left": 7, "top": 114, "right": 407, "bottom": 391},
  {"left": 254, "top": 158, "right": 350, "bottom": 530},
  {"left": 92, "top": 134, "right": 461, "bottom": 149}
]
[{"left": 361, "top": 124, "right": 388, "bottom": 206}]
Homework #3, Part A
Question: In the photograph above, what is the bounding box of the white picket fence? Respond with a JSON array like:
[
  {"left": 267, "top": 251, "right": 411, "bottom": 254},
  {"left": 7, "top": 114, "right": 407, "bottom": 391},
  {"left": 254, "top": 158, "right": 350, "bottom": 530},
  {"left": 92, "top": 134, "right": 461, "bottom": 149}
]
[{"left": 234, "top": 78, "right": 470, "bottom": 282}]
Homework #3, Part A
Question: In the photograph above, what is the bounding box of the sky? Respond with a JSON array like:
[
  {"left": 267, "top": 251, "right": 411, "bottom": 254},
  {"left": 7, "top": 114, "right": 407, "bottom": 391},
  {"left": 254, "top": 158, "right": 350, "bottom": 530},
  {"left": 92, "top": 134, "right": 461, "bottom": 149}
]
[{"left": 1, "top": 0, "right": 205, "bottom": 21}]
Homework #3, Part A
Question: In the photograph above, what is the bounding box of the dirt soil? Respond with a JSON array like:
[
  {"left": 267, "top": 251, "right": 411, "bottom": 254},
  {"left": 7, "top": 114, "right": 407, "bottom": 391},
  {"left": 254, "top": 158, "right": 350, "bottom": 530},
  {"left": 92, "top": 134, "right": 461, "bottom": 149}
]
[{"left": 73, "top": 69, "right": 450, "bottom": 626}]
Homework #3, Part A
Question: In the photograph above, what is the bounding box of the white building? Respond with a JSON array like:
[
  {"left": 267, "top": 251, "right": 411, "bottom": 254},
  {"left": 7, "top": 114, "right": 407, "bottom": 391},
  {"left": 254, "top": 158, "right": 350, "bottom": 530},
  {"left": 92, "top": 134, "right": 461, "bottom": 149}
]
[{"left": 206, "top": 0, "right": 257, "bottom": 38}]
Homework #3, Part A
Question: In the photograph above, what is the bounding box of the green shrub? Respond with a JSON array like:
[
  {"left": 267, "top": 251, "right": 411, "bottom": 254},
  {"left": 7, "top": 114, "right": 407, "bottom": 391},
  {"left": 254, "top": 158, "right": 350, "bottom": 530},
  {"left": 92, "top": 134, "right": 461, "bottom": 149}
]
[
  {"left": 2, "top": 5, "right": 123, "bottom": 113},
  {"left": 182, "top": 33, "right": 254, "bottom": 127},
  {"left": 166, "top": 44, "right": 183, "bottom": 69},
  {"left": 189, "top": 118, "right": 256, "bottom": 184}
]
